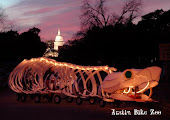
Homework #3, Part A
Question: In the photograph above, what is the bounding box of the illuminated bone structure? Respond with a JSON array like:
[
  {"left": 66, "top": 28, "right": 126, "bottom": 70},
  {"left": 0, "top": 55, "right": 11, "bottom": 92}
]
[
  {"left": 8, "top": 57, "right": 161, "bottom": 106},
  {"left": 101, "top": 67, "right": 162, "bottom": 102}
]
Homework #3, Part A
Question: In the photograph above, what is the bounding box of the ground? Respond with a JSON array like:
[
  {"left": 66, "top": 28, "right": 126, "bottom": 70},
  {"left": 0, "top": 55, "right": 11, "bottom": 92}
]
[{"left": 0, "top": 79, "right": 169, "bottom": 120}]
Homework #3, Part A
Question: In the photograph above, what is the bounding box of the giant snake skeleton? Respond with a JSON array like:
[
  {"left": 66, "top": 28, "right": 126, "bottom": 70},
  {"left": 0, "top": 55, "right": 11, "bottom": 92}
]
[{"left": 8, "top": 57, "right": 162, "bottom": 107}]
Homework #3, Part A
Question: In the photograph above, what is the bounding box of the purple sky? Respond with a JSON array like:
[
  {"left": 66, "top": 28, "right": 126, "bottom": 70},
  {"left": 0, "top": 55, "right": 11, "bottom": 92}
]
[{"left": 1, "top": 0, "right": 170, "bottom": 42}]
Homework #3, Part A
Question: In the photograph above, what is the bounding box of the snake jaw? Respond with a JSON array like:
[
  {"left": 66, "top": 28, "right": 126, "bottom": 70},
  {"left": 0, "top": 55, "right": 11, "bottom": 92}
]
[{"left": 101, "top": 66, "right": 162, "bottom": 102}]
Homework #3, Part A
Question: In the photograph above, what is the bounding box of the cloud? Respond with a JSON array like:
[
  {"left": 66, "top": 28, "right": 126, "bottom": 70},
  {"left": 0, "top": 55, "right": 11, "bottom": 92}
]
[
  {"left": 142, "top": 0, "right": 170, "bottom": 14},
  {"left": 5, "top": 0, "right": 81, "bottom": 41},
  {"left": 3, "top": 0, "right": 170, "bottom": 41},
  {"left": 37, "top": 8, "right": 81, "bottom": 41}
]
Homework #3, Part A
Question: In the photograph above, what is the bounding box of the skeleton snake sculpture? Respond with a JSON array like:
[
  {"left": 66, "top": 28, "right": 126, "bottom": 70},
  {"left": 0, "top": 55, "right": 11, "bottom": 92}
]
[{"left": 8, "top": 57, "right": 162, "bottom": 107}]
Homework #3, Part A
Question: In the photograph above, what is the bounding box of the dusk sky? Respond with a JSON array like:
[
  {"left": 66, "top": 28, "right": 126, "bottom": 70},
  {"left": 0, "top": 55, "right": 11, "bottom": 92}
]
[{"left": 1, "top": 0, "right": 170, "bottom": 42}]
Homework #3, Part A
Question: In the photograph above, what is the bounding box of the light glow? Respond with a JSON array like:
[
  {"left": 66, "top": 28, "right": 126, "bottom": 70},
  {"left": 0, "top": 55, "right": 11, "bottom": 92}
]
[
  {"left": 123, "top": 86, "right": 134, "bottom": 94},
  {"left": 8, "top": 57, "right": 117, "bottom": 99},
  {"left": 123, "top": 82, "right": 150, "bottom": 94},
  {"left": 9, "top": 57, "right": 161, "bottom": 103},
  {"left": 135, "top": 82, "right": 150, "bottom": 94}
]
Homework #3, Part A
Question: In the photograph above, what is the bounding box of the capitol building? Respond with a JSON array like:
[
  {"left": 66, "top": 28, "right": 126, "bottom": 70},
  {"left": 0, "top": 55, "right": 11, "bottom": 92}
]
[
  {"left": 54, "top": 29, "right": 64, "bottom": 51},
  {"left": 43, "top": 29, "right": 64, "bottom": 57}
]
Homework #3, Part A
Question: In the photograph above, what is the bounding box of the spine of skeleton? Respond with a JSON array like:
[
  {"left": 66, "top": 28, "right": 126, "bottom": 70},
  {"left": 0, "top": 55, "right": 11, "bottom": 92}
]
[{"left": 8, "top": 57, "right": 117, "bottom": 99}]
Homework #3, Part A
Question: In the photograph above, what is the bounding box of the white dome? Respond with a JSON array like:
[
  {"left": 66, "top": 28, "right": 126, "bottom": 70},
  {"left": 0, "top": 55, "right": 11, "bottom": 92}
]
[
  {"left": 55, "top": 29, "right": 64, "bottom": 42},
  {"left": 54, "top": 29, "right": 64, "bottom": 51},
  {"left": 55, "top": 35, "right": 63, "bottom": 42}
]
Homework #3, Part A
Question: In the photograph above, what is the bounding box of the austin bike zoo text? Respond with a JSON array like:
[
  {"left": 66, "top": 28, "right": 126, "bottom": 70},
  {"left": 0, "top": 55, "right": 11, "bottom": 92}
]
[{"left": 111, "top": 109, "right": 161, "bottom": 115}]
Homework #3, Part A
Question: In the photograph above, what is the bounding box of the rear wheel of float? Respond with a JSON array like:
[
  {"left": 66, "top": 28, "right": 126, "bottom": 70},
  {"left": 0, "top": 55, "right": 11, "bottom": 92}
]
[
  {"left": 21, "top": 94, "right": 27, "bottom": 102},
  {"left": 35, "top": 95, "right": 41, "bottom": 103},
  {"left": 99, "top": 99, "right": 106, "bottom": 107},
  {"left": 66, "top": 96, "right": 74, "bottom": 103},
  {"left": 113, "top": 100, "right": 120, "bottom": 107},
  {"left": 76, "top": 97, "right": 82, "bottom": 105},
  {"left": 54, "top": 95, "right": 61, "bottom": 104},
  {"left": 89, "top": 97, "right": 96, "bottom": 104}
]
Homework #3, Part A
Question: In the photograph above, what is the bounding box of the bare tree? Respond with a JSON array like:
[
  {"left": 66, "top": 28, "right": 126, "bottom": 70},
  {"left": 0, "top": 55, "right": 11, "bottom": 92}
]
[
  {"left": 80, "top": 0, "right": 110, "bottom": 29},
  {"left": 80, "top": 0, "right": 142, "bottom": 29},
  {"left": 0, "top": 4, "right": 13, "bottom": 32},
  {"left": 116, "top": 0, "right": 142, "bottom": 24},
  {"left": 0, "top": 5, "right": 6, "bottom": 24}
]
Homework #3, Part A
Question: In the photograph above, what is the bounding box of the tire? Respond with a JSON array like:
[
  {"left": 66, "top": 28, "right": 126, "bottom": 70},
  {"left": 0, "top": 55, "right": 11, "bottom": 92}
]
[
  {"left": 21, "top": 94, "right": 27, "bottom": 102},
  {"left": 114, "top": 100, "right": 120, "bottom": 107},
  {"left": 76, "top": 97, "right": 83, "bottom": 105},
  {"left": 54, "top": 95, "right": 61, "bottom": 104},
  {"left": 16, "top": 93, "right": 21, "bottom": 101},
  {"left": 35, "top": 95, "right": 41, "bottom": 103},
  {"left": 66, "top": 96, "right": 74, "bottom": 103},
  {"left": 99, "top": 99, "right": 106, "bottom": 107},
  {"left": 89, "top": 97, "right": 96, "bottom": 104}
]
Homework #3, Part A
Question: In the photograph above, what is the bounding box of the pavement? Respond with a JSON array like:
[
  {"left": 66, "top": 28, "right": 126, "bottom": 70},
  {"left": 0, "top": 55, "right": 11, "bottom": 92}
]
[{"left": 0, "top": 78, "right": 170, "bottom": 120}]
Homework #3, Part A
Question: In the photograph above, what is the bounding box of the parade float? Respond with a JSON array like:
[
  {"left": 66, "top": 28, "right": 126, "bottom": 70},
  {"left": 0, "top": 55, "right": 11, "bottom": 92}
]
[{"left": 8, "top": 57, "right": 162, "bottom": 107}]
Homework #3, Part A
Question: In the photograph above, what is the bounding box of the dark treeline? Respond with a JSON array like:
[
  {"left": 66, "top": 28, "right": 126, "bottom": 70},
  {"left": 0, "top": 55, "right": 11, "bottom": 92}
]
[
  {"left": 0, "top": 0, "right": 170, "bottom": 72},
  {"left": 58, "top": 9, "right": 170, "bottom": 70},
  {"left": 0, "top": 27, "right": 46, "bottom": 61}
]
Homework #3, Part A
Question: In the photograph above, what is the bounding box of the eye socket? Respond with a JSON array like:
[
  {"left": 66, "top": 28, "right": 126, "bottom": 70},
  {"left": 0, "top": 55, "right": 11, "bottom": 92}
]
[{"left": 124, "top": 70, "right": 132, "bottom": 79}]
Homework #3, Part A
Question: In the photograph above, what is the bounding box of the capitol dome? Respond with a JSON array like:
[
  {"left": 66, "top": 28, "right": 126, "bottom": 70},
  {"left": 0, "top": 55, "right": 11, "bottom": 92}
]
[{"left": 54, "top": 29, "right": 64, "bottom": 51}]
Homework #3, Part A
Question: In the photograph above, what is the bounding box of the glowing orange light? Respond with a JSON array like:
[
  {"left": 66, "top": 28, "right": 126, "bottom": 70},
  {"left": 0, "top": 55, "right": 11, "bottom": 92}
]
[
  {"left": 135, "top": 82, "right": 149, "bottom": 93},
  {"left": 123, "top": 86, "right": 134, "bottom": 94}
]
